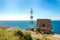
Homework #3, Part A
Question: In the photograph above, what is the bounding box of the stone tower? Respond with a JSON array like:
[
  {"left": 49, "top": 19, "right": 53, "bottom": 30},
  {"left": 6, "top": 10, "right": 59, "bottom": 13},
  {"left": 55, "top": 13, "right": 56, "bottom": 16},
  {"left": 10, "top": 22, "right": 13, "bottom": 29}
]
[{"left": 36, "top": 19, "right": 54, "bottom": 34}]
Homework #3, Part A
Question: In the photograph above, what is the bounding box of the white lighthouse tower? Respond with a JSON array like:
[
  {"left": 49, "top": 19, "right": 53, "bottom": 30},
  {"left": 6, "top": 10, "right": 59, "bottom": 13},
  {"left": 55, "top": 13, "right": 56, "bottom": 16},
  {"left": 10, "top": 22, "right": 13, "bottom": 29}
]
[{"left": 29, "top": 8, "right": 34, "bottom": 31}]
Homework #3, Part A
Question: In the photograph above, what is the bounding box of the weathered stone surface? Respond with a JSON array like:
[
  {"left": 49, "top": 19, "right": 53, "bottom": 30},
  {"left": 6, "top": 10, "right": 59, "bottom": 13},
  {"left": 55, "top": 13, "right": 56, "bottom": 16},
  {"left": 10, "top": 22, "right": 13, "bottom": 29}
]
[{"left": 36, "top": 19, "right": 53, "bottom": 34}]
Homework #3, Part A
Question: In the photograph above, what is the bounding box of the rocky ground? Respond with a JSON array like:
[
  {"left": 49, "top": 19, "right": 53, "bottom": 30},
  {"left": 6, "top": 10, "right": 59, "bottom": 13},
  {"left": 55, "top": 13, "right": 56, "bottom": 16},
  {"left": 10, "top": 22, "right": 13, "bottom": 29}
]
[{"left": 30, "top": 31, "right": 60, "bottom": 40}]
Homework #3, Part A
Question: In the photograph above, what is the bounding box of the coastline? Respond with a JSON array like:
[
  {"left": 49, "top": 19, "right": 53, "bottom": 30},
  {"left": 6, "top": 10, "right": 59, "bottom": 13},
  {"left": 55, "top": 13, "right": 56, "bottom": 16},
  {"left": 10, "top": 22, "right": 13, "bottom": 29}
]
[{"left": 0, "top": 26, "right": 60, "bottom": 40}]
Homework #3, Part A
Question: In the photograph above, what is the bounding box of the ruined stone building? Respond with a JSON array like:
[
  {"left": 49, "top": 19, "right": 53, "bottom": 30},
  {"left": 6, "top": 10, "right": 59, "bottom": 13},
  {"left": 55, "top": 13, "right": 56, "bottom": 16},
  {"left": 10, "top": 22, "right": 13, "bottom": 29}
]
[{"left": 36, "top": 19, "right": 54, "bottom": 34}]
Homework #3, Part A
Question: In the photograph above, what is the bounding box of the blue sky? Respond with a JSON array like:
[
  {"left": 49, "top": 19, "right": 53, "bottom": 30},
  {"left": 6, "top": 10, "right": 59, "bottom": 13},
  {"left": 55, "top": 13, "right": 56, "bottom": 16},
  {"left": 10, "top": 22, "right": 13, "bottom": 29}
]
[{"left": 0, "top": 0, "right": 60, "bottom": 20}]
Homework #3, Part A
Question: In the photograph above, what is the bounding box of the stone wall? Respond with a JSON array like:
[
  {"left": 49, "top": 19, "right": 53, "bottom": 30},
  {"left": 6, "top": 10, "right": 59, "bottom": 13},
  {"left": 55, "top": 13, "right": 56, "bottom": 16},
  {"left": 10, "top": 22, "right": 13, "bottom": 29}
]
[{"left": 36, "top": 19, "right": 53, "bottom": 34}]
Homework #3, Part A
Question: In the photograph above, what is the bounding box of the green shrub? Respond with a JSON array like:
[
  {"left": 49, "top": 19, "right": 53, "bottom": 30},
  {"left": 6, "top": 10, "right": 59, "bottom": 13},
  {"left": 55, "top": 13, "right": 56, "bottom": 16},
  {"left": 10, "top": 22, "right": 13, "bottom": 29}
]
[
  {"left": 0, "top": 26, "right": 33, "bottom": 40},
  {"left": 14, "top": 30, "right": 23, "bottom": 37},
  {"left": 21, "top": 32, "right": 32, "bottom": 40},
  {"left": 36, "top": 38, "right": 40, "bottom": 40}
]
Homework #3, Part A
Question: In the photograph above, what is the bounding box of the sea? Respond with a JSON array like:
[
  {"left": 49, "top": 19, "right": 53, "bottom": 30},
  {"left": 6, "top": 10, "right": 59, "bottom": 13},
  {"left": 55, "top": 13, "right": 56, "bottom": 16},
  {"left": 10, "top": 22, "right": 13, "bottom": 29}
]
[{"left": 0, "top": 20, "right": 60, "bottom": 34}]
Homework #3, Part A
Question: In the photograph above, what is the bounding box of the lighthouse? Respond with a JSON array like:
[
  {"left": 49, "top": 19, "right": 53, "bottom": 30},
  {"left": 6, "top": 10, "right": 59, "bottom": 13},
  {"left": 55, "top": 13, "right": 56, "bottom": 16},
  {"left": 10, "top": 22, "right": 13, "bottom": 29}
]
[{"left": 29, "top": 8, "right": 34, "bottom": 31}]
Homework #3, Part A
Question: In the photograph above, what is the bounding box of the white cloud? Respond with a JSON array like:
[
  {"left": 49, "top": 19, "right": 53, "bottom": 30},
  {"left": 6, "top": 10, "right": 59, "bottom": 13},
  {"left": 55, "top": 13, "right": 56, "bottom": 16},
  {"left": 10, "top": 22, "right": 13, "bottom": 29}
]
[
  {"left": 0, "top": 13, "right": 59, "bottom": 21},
  {"left": 0, "top": 14, "right": 30, "bottom": 21}
]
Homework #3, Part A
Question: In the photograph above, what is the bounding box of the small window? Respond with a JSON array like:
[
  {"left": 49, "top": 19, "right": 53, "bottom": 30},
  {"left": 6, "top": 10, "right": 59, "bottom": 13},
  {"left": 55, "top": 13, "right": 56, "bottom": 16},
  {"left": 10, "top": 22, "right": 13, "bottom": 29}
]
[{"left": 42, "top": 24, "right": 45, "bottom": 26}]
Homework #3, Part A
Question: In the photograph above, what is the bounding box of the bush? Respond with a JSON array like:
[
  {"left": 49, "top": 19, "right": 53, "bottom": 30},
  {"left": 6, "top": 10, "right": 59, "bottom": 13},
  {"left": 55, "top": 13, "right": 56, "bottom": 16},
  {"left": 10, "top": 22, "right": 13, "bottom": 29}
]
[
  {"left": 21, "top": 32, "right": 32, "bottom": 40},
  {"left": 36, "top": 38, "right": 40, "bottom": 40},
  {"left": 41, "top": 35, "right": 51, "bottom": 40},
  {"left": 15, "top": 30, "right": 24, "bottom": 37},
  {"left": 0, "top": 26, "right": 33, "bottom": 40}
]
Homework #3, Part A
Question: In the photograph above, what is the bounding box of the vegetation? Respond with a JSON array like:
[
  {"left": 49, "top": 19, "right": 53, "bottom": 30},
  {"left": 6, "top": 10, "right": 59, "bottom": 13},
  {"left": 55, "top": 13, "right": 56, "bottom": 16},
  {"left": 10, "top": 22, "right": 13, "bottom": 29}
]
[
  {"left": 0, "top": 26, "right": 53, "bottom": 40},
  {"left": 41, "top": 34, "right": 51, "bottom": 40},
  {"left": 0, "top": 26, "right": 32, "bottom": 40}
]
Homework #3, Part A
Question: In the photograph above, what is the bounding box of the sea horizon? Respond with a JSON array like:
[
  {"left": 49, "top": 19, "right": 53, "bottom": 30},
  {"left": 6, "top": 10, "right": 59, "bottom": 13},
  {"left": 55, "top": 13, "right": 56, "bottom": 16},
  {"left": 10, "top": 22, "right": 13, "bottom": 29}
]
[{"left": 0, "top": 20, "right": 60, "bottom": 34}]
